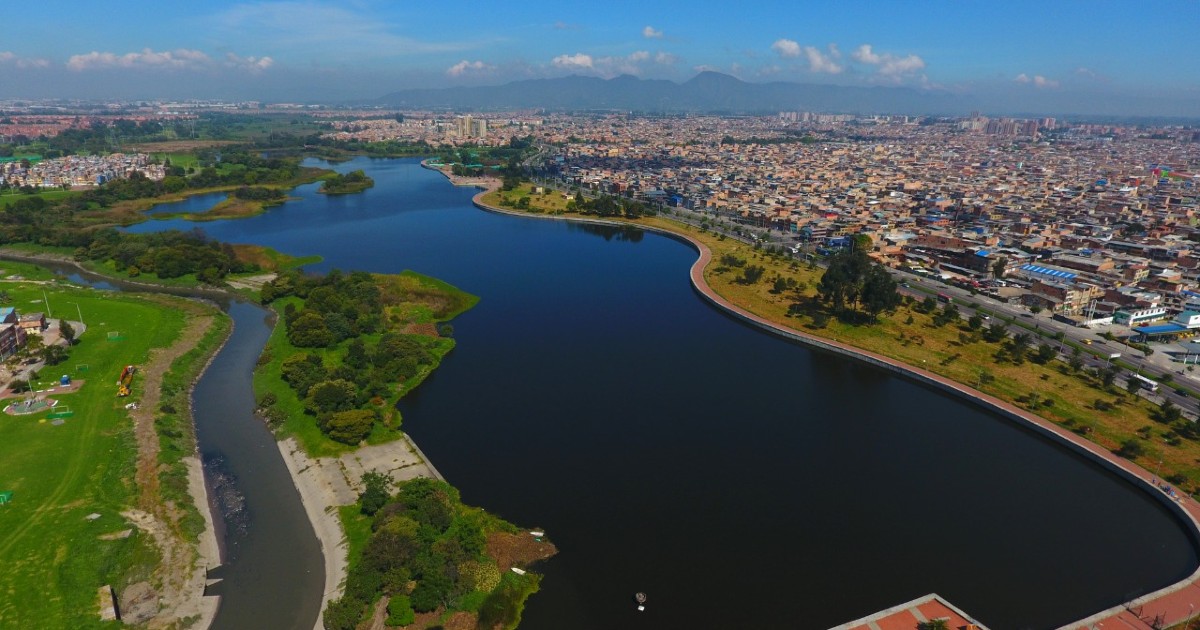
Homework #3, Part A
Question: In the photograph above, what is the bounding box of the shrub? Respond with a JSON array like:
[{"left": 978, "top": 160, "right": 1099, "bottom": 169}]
[{"left": 385, "top": 595, "right": 415, "bottom": 627}]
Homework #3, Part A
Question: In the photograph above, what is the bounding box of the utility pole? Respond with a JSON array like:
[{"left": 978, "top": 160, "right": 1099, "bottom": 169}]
[
  {"left": 74, "top": 303, "right": 83, "bottom": 328},
  {"left": 42, "top": 290, "right": 51, "bottom": 319}
]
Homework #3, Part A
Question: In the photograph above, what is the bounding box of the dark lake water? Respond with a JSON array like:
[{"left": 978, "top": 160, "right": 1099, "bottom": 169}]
[
  {"left": 128, "top": 157, "right": 1198, "bottom": 629},
  {"left": 143, "top": 191, "right": 228, "bottom": 215}
]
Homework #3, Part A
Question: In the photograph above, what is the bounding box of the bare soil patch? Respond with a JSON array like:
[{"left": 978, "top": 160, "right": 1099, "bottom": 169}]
[{"left": 486, "top": 532, "right": 557, "bottom": 571}]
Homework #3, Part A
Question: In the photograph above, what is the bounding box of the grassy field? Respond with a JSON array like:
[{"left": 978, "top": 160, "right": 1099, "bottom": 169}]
[
  {"left": 0, "top": 189, "right": 79, "bottom": 209},
  {"left": 482, "top": 184, "right": 573, "bottom": 214},
  {"left": 255, "top": 271, "right": 478, "bottom": 458},
  {"left": 0, "top": 278, "right": 193, "bottom": 627},
  {"left": 228, "top": 244, "right": 322, "bottom": 273},
  {"left": 150, "top": 152, "right": 200, "bottom": 171},
  {"left": 495, "top": 187, "right": 1200, "bottom": 495}
]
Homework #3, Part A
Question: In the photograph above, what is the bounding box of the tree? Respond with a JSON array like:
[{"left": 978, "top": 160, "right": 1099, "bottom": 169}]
[
  {"left": 359, "top": 472, "right": 392, "bottom": 516},
  {"left": 1008, "top": 332, "right": 1032, "bottom": 363},
  {"left": 288, "top": 311, "right": 334, "bottom": 347},
  {"left": 860, "top": 265, "right": 901, "bottom": 319},
  {"left": 1034, "top": 343, "right": 1057, "bottom": 364},
  {"left": 1160, "top": 399, "right": 1184, "bottom": 423},
  {"left": 1100, "top": 366, "right": 1119, "bottom": 391},
  {"left": 1117, "top": 438, "right": 1144, "bottom": 459},
  {"left": 918, "top": 620, "right": 950, "bottom": 630},
  {"left": 738, "top": 265, "right": 766, "bottom": 285},
  {"left": 968, "top": 314, "right": 984, "bottom": 330},
  {"left": 325, "top": 409, "right": 375, "bottom": 444},
  {"left": 307, "top": 379, "right": 358, "bottom": 414},
  {"left": 1068, "top": 347, "right": 1084, "bottom": 372},
  {"left": 1126, "top": 376, "right": 1143, "bottom": 396},
  {"left": 992, "top": 257, "right": 1008, "bottom": 280},
  {"left": 851, "top": 234, "right": 873, "bottom": 253},
  {"left": 58, "top": 320, "right": 76, "bottom": 345}
]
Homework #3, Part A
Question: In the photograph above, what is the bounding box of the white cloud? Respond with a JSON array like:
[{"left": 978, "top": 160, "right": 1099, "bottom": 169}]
[
  {"left": 771, "top": 38, "right": 801, "bottom": 58},
  {"left": 852, "top": 44, "right": 882, "bottom": 65},
  {"left": 552, "top": 53, "right": 594, "bottom": 70},
  {"left": 0, "top": 52, "right": 50, "bottom": 69},
  {"left": 225, "top": 53, "right": 274, "bottom": 73},
  {"left": 655, "top": 52, "right": 679, "bottom": 65},
  {"left": 551, "top": 50, "right": 665, "bottom": 77},
  {"left": 65, "top": 48, "right": 275, "bottom": 74},
  {"left": 852, "top": 44, "right": 924, "bottom": 78},
  {"left": 693, "top": 64, "right": 721, "bottom": 73},
  {"left": 67, "top": 48, "right": 212, "bottom": 71},
  {"left": 643, "top": 26, "right": 663, "bottom": 39},
  {"left": 1015, "top": 73, "right": 1058, "bottom": 88},
  {"left": 446, "top": 59, "right": 493, "bottom": 77},
  {"left": 803, "top": 46, "right": 843, "bottom": 74},
  {"left": 213, "top": 1, "right": 477, "bottom": 60}
]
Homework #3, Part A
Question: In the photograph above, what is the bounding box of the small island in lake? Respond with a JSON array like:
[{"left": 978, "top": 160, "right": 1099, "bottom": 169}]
[{"left": 319, "top": 169, "right": 375, "bottom": 195}]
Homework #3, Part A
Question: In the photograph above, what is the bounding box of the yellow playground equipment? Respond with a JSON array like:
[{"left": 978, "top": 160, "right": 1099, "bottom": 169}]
[{"left": 117, "top": 365, "right": 137, "bottom": 397}]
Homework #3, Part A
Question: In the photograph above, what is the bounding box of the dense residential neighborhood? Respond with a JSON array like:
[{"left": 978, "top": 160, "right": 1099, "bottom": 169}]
[{"left": 524, "top": 115, "right": 1200, "bottom": 333}]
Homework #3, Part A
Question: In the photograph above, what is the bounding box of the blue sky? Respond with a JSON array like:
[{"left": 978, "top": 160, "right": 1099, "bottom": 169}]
[{"left": 0, "top": 0, "right": 1196, "bottom": 111}]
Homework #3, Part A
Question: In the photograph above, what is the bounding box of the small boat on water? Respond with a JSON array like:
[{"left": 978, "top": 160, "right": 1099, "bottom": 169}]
[{"left": 634, "top": 592, "right": 646, "bottom": 611}]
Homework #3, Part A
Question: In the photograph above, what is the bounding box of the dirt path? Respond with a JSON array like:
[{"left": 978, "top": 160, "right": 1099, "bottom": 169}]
[{"left": 125, "top": 296, "right": 222, "bottom": 628}]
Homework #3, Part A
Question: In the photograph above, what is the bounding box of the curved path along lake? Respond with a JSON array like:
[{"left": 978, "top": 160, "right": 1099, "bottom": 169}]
[{"left": 129, "top": 157, "right": 1198, "bottom": 628}]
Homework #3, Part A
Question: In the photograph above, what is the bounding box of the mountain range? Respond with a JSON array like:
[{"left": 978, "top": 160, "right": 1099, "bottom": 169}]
[{"left": 378, "top": 71, "right": 969, "bottom": 115}]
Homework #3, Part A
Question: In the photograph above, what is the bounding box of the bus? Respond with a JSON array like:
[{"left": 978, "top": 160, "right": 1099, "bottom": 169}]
[
  {"left": 937, "top": 293, "right": 952, "bottom": 304},
  {"left": 1132, "top": 374, "right": 1160, "bottom": 392}
]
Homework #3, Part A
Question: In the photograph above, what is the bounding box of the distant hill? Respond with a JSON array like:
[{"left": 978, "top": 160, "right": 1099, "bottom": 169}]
[{"left": 378, "top": 71, "right": 970, "bottom": 115}]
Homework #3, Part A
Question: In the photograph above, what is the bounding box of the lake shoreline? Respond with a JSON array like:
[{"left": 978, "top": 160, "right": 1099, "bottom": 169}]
[{"left": 455, "top": 170, "right": 1200, "bottom": 627}]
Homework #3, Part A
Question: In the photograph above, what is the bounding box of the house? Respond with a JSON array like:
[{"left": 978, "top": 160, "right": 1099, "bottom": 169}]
[
  {"left": 18, "top": 312, "right": 46, "bottom": 335},
  {"left": 0, "top": 323, "right": 26, "bottom": 358}
]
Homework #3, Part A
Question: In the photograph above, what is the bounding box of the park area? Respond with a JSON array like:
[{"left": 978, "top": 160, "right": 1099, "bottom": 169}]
[{"left": 0, "top": 264, "right": 195, "bottom": 627}]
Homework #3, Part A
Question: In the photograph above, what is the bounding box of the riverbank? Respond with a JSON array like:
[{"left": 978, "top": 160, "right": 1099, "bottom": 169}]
[
  {"left": 463, "top": 176, "right": 1200, "bottom": 628},
  {"left": 278, "top": 433, "right": 443, "bottom": 630}
]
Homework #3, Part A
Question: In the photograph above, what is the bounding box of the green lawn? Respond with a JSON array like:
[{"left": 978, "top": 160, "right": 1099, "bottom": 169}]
[
  {"left": 0, "top": 189, "right": 78, "bottom": 209},
  {"left": 0, "top": 282, "right": 189, "bottom": 627},
  {"left": 151, "top": 153, "right": 199, "bottom": 171}
]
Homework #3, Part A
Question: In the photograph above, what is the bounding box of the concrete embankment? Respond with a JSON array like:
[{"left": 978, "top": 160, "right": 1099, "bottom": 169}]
[{"left": 462, "top": 179, "right": 1200, "bottom": 629}]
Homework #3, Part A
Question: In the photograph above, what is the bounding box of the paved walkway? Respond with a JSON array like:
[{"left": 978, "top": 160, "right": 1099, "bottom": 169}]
[
  {"left": 832, "top": 593, "right": 986, "bottom": 630},
  {"left": 466, "top": 185, "right": 1200, "bottom": 629}
]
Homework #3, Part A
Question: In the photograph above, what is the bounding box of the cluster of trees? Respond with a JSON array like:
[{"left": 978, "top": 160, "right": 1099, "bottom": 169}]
[
  {"left": 264, "top": 270, "right": 384, "bottom": 341},
  {"left": 815, "top": 241, "right": 901, "bottom": 321},
  {"left": 325, "top": 477, "right": 525, "bottom": 630},
  {"left": 262, "top": 270, "right": 441, "bottom": 444},
  {"left": 319, "top": 169, "right": 373, "bottom": 194},
  {"left": 566, "top": 194, "right": 649, "bottom": 219},
  {"left": 232, "top": 186, "right": 286, "bottom": 202},
  {"left": 0, "top": 183, "right": 260, "bottom": 283},
  {"left": 79, "top": 229, "right": 258, "bottom": 281}
]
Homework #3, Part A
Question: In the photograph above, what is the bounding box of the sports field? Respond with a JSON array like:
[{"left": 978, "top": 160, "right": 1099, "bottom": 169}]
[{"left": 0, "top": 266, "right": 196, "bottom": 627}]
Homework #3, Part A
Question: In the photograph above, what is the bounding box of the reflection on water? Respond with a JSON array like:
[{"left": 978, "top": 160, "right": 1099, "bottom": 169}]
[{"left": 565, "top": 221, "right": 646, "bottom": 242}]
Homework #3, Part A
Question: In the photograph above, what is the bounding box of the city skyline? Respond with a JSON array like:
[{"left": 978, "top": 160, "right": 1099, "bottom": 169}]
[{"left": 0, "top": 0, "right": 1197, "bottom": 114}]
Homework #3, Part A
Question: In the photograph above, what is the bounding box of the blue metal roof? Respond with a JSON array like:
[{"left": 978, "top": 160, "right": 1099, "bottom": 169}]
[
  {"left": 975, "top": 250, "right": 991, "bottom": 257},
  {"left": 1020, "top": 264, "right": 1077, "bottom": 280},
  {"left": 1134, "top": 324, "right": 1186, "bottom": 335}
]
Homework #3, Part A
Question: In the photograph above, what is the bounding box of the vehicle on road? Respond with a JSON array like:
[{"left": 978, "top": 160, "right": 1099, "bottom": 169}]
[{"left": 1133, "top": 374, "right": 1160, "bottom": 392}]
